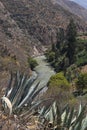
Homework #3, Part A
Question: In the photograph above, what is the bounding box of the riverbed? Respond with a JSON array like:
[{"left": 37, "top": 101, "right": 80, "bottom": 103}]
[{"left": 33, "top": 55, "right": 55, "bottom": 89}]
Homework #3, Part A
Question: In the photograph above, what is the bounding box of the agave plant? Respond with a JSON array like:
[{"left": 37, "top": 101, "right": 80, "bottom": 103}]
[
  {"left": 39, "top": 102, "right": 87, "bottom": 130},
  {"left": 1, "top": 71, "right": 45, "bottom": 115}
]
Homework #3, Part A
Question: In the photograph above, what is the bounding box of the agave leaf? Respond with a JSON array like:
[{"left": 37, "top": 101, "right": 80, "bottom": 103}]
[
  {"left": 52, "top": 104, "right": 56, "bottom": 124},
  {"left": 56, "top": 102, "right": 61, "bottom": 128},
  {"left": 39, "top": 106, "right": 45, "bottom": 116},
  {"left": 20, "top": 77, "right": 36, "bottom": 101},
  {"left": 84, "top": 127, "right": 87, "bottom": 130},
  {"left": 12, "top": 74, "right": 26, "bottom": 106},
  {"left": 39, "top": 104, "right": 51, "bottom": 118},
  {"left": 45, "top": 102, "right": 56, "bottom": 123},
  {"left": 17, "top": 82, "right": 40, "bottom": 108},
  {"left": 28, "top": 82, "right": 40, "bottom": 100},
  {"left": 74, "top": 105, "right": 86, "bottom": 127},
  {"left": 81, "top": 115, "right": 87, "bottom": 130},
  {"left": 78, "top": 103, "right": 82, "bottom": 116},
  {"left": 9, "top": 72, "right": 22, "bottom": 102},
  {"left": 5, "top": 72, "right": 13, "bottom": 97},
  {"left": 14, "top": 75, "right": 28, "bottom": 107},
  {"left": 72, "top": 105, "right": 86, "bottom": 130},
  {"left": 73, "top": 120, "right": 82, "bottom": 130},
  {"left": 48, "top": 107, "right": 54, "bottom": 123},
  {"left": 66, "top": 107, "right": 74, "bottom": 129},
  {"left": 21, "top": 99, "right": 47, "bottom": 117},
  {"left": 77, "top": 121, "right": 83, "bottom": 130},
  {"left": 71, "top": 116, "right": 76, "bottom": 125},
  {"left": 15, "top": 75, "right": 35, "bottom": 107},
  {"left": 53, "top": 102, "right": 57, "bottom": 117},
  {"left": 1, "top": 96, "right": 12, "bottom": 115},
  {"left": 44, "top": 106, "right": 52, "bottom": 119},
  {"left": 44, "top": 107, "right": 51, "bottom": 119},
  {"left": 62, "top": 103, "right": 69, "bottom": 114},
  {"left": 31, "top": 86, "right": 46, "bottom": 102},
  {"left": 61, "top": 105, "right": 70, "bottom": 130},
  {"left": 52, "top": 102, "right": 59, "bottom": 125}
]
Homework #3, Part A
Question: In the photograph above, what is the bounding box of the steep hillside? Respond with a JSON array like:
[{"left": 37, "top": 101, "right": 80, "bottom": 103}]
[
  {"left": 0, "top": 0, "right": 87, "bottom": 76},
  {"left": 53, "top": 0, "right": 87, "bottom": 21},
  {"left": 0, "top": 1, "right": 44, "bottom": 74},
  {"left": 1, "top": 0, "right": 87, "bottom": 46}
]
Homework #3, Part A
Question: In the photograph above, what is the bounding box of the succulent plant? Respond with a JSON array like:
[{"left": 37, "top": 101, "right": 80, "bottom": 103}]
[
  {"left": 39, "top": 102, "right": 87, "bottom": 130},
  {"left": 1, "top": 71, "right": 87, "bottom": 130},
  {"left": 1, "top": 71, "right": 45, "bottom": 115}
]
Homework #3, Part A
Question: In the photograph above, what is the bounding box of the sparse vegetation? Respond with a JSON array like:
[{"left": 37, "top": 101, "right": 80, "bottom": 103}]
[{"left": 28, "top": 57, "right": 38, "bottom": 70}]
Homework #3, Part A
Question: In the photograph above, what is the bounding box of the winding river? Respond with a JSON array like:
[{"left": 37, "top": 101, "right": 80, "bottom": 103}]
[{"left": 33, "top": 55, "right": 55, "bottom": 90}]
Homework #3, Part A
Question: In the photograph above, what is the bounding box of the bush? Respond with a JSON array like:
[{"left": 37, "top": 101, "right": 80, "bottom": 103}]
[
  {"left": 46, "top": 51, "right": 55, "bottom": 62},
  {"left": 28, "top": 57, "right": 38, "bottom": 70},
  {"left": 76, "top": 50, "right": 87, "bottom": 66},
  {"left": 75, "top": 73, "right": 87, "bottom": 91},
  {"left": 48, "top": 72, "right": 70, "bottom": 90}
]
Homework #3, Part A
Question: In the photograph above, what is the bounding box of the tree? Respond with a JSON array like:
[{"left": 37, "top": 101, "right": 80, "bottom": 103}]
[
  {"left": 47, "top": 51, "right": 55, "bottom": 62},
  {"left": 66, "top": 19, "right": 77, "bottom": 64},
  {"left": 55, "top": 28, "right": 65, "bottom": 62},
  {"left": 51, "top": 43, "right": 56, "bottom": 52},
  {"left": 56, "top": 28, "right": 65, "bottom": 51}
]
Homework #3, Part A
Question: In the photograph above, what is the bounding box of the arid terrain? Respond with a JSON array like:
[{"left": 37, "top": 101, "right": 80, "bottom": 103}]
[{"left": 0, "top": 0, "right": 87, "bottom": 129}]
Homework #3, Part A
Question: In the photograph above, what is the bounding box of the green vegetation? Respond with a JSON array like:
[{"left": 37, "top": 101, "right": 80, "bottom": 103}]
[
  {"left": 65, "top": 64, "right": 80, "bottom": 82},
  {"left": 48, "top": 72, "right": 70, "bottom": 89},
  {"left": 76, "top": 50, "right": 87, "bottom": 66},
  {"left": 45, "top": 19, "right": 87, "bottom": 73},
  {"left": 77, "top": 38, "right": 87, "bottom": 43},
  {"left": 45, "top": 18, "right": 87, "bottom": 99},
  {"left": 28, "top": 57, "right": 38, "bottom": 70},
  {"left": 66, "top": 19, "right": 77, "bottom": 64},
  {"left": 46, "top": 51, "right": 55, "bottom": 62},
  {"left": 75, "top": 73, "right": 87, "bottom": 91}
]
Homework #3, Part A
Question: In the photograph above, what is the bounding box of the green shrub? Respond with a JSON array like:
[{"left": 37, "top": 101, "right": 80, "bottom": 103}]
[
  {"left": 28, "top": 57, "right": 38, "bottom": 70},
  {"left": 76, "top": 56, "right": 87, "bottom": 66},
  {"left": 48, "top": 72, "right": 70, "bottom": 90},
  {"left": 75, "top": 73, "right": 87, "bottom": 91},
  {"left": 46, "top": 51, "right": 55, "bottom": 62},
  {"left": 76, "top": 50, "right": 87, "bottom": 66}
]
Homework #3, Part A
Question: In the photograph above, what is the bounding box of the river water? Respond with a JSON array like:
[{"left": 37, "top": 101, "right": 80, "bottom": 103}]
[{"left": 33, "top": 55, "right": 55, "bottom": 89}]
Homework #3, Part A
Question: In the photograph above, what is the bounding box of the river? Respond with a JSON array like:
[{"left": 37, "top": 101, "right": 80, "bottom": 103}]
[{"left": 33, "top": 55, "right": 55, "bottom": 90}]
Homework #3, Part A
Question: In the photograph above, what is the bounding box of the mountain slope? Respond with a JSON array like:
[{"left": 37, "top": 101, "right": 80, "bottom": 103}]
[
  {"left": 0, "top": 0, "right": 87, "bottom": 84},
  {"left": 0, "top": 0, "right": 87, "bottom": 72},
  {"left": 1, "top": 0, "right": 87, "bottom": 46},
  {"left": 52, "top": 0, "right": 87, "bottom": 21},
  {"left": 0, "top": 1, "right": 44, "bottom": 73},
  {"left": 71, "top": 0, "right": 87, "bottom": 9}
]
